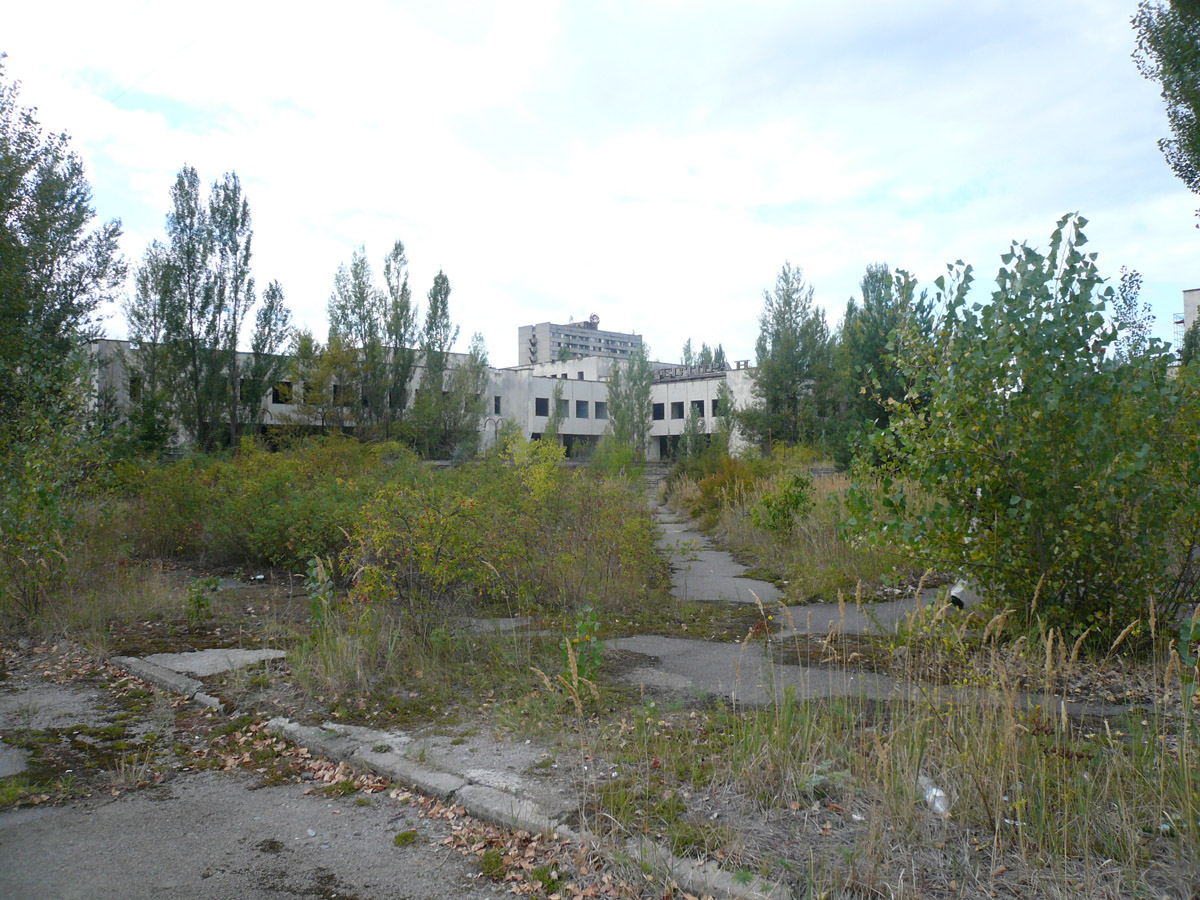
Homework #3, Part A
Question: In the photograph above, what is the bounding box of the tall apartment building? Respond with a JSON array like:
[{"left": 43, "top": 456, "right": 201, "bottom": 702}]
[
  {"left": 518, "top": 315, "right": 642, "bottom": 365},
  {"left": 1185, "top": 288, "right": 1199, "bottom": 334}
]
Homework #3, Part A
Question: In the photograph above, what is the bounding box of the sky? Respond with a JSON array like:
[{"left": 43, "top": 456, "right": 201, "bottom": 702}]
[{"left": 6, "top": 0, "right": 1197, "bottom": 367}]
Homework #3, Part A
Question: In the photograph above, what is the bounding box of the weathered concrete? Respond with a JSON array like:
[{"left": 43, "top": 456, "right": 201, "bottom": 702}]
[
  {"left": 608, "top": 634, "right": 899, "bottom": 706},
  {"left": 266, "top": 717, "right": 573, "bottom": 835},
  {"left": 629, "top": 837, "right": 786, "bottom": 900},
  {"left": 142, "top": 648, "right": 287, "bottom": 677},
  {"left": 0, "top": 739, "right": 29, "bottom": 778},
  {"left": 657, "top": 515, "right": 782, "bottom": 606},
  {"left": 0, "top": 769, "right": 489, "bottom": 900},
  {"left": 111, "top": 656, "right": 204, "bottom": 697}
]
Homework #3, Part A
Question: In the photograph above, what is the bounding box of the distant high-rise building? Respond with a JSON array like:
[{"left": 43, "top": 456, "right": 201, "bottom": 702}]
[
  {"left": 518, "top": 315, "right": 642, "bottom": 365},
  {"left": 1185, "top": 288, "right": 1199, "bottom": 333}
]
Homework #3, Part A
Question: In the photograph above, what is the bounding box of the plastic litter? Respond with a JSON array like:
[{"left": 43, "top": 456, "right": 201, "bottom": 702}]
[{"left": 918, "top": 775, "right": 949, "bottom": 816}]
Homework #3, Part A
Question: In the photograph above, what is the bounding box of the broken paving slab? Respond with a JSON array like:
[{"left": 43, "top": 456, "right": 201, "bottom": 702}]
[
  {"left": 142, "top": 648, "right": 286, "bottom": 677},
  {"left": 0, "top": 739, "right": 29, "bottom": 778}
]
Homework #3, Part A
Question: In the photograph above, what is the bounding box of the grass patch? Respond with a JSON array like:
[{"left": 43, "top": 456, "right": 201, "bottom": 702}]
[{"left": 393, "top": 828, "right": 419, "bottom": 847}]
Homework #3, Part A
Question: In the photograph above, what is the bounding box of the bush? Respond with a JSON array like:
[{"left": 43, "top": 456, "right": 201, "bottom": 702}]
[
  {"left": 849, "top": 215, "right": 1200, "bottom": 640},
  {"left": 127, "top": 437, "right": 415, "bottom": 570}
]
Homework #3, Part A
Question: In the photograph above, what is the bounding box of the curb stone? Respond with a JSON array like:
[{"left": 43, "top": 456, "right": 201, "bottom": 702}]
[
  {"left": 627, "top": 838, "right": 786, "bottom": 900},
  {"left": 111, "top": 656, "right": 204, "bottom": 699},
  {"left": 109, "top": 655, "right": 785, "bottom": 900}
]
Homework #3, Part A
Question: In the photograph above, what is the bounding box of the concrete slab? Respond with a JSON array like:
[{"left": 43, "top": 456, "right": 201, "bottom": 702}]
[
  {"left": 0, "top": 739, "right": 29, "bottom": 778},
  {"left": 143, "top": 648, "right": 286, "bottom": 677},
  {"left": 608, "top": 635, "right": 899, "bottom": 706},
  {"left": 0, "top": 684, "right": 109, "bottom": 732}
]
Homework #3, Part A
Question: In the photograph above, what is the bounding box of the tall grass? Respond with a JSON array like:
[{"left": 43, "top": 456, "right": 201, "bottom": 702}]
[{"left": 668, "top": 451, "right": 912, "bottom": 599}]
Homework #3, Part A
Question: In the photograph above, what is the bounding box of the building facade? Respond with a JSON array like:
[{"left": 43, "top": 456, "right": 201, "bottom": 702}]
[
  {"left": 91, "top": 333, "right": 756, "bottom": 461},
  {"left": 517, "top": 316, "right": 643, "bottom": 366}
]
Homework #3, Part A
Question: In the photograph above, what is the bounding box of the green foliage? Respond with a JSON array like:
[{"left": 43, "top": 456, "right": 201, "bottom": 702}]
[
  {"left": 346, "top": 432, "right": 666, "bottom": 638},
  {"left": 605, "top": 342, "right": 654, "bottom": 460},
  {"left": 129, "top": 437, "right": 408, "bottom": 569},
  {"left": 305, "top": 556, "right": 336, "bottom": 625},
  {"left": 0, "top": 62, "right": 120, "bottom": 622},
  {"left": 185, "top": 575, "right": 219, "bottom": 628},
  {"left": 126, "top": 164, "right": 291, "bottom": 451},
  {"left": 561, "top": 606, "right": 603, "bottom": 681},
  {"left": 1134, "top": 1, "right": 1200, "bottom": 216},
  {"left": 832, "top": 263, "right": 934, "bottom": 467},
  {"left": 742, "top": 262, "right": 833, "bottom": 449},
  {"left": 750, "top": 471, "right": 813, "bottom": 537},
  {"left": 0, "top": 56, "right": 124, "bottom": 429},
  {"left": 849, "top": 214, "right": 1200, "bottom": 638}
]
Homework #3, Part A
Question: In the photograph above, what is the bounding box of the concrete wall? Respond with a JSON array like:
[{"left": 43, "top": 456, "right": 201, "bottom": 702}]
[{"left": 91, "top": 338, "right": 761, "bottom": 460}]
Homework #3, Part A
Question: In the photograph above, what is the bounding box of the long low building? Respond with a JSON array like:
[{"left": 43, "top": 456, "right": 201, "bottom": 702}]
[{"left": 89, "top": 338, "right": 758, "bottom": 461}]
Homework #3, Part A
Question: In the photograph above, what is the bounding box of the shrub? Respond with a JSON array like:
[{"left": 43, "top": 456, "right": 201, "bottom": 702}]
[{"left": 849, "top": 215, "right": 1200, "bottom": 640}]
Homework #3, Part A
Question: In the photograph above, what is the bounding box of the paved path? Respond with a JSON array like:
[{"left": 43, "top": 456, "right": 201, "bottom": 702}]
[
  {"left": 654, "top": 504, "right": 783, "bottom": 606},
  {"left": 609, "top": 634, "right": 898, "bottom": 706}
]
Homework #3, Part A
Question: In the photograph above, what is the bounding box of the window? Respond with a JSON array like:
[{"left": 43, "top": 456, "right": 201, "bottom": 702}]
[
  {"left": 671, "top": 401, "right": 685, "bottom": 420},
  {"left": 556, "top": 397, "right": 569, "bottom": 417},
  {"left": 594, "top": 401, "right": 608, "bottom": 420},
  {"left": 272, "top": 381, "right": 293, "bottom": 405},
  {"left": 711, "top": 397, "right": 720, "bottom": 416},
  {"left": 691, "top": 399, "right": 705, "bottom": 417},
  {"left": 577, "top": 371, "right": 584, "bottom": 380},
  {"left": 576, "top": 400, "right": 589, "bottom": 418},
  {"left": 535, "top": 397, "right": 549, "bottom": 416},
  {"left": 494, "top": 395, "right": 501, "bottom": 414},
  {"left": 652, "top": 403, "right": 665, "bottom": 421}
]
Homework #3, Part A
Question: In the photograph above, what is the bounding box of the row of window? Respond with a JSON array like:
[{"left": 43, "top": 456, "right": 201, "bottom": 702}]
[
  {"left": 533, "top": 397, "right": 609, "bottom": 420},
  {"left": 652, "top": 399, "right": 719, "bottom": 421}
]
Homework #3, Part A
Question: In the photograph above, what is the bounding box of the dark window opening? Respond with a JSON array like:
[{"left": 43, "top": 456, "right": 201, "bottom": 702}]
[
  {"left": 671, "top": 401, "right": 685, "bottom": 420},
  {"left": 711, "top": 398, "right": 720, "bottom": 416},
  {"left": 594, "top": 401, "right": 608, "bottom": 420},
  {"left": 652, "top": 403, "right": 665, "bottom": 421},
  {"left": 556, "top": 398, "right": 569, "bottom": 417},
  {"left": 494, "top": 395, "right": 501, "bottom": 414},
  {"left": 535, "top": 397, "right": 549, "bottom": 416},
  {"left": 576, "top": 400, "right": 588, "bottom": 418},
  {"left": 691, "top": 399, "right": 705, "bottom": 416},
  {"left": 272, "top": 381, "right": 293, "bottom": 405},
  {"left": 577, "top": 371, "right": 584, "bottom": 380}
]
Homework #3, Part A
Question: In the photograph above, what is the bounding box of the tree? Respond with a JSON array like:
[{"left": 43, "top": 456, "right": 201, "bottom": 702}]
[
  {"left": 850, "top": 215, "right": 1200, "bottom": 641},
  {"left": 0, "top": 55, "right": 124, "bottom": 429},
  {"left": 1134, "top": 2, "right": 1200, "bottom": 219},
  {"left": 1181, "top": 316, "right": 1200, "bottom": 364},
  {"left": 681, "top": 338, "right": 695, "bottom": 367},
  {"left": 605, "top": 342, "right": 654, "bottom": 460},
  {"left": 131, "top": 166, "right": 290, "bottom": 451},
  {"left": 239, "top": 280, "right": 292, "bottom": 434},
  {"left": 209, "top": 172, "right": 256, "bottom": 445},
  {"left": 543, "top": 379, "right": 565, "bottom": 444},
  {"left": 410, "top": 270, "right": 466, "bottom": 456},
  {"left": 1110, "top": 267, "right": 1153, "bottom": 360},
  {"left": 0, "top": 56, "right": 124, "bottom": 618},
  {"left": 122, "top": 241, "right": 177, "bottom": 453},
  {"left": 162, "top": 165, "right": 221, "bottom": 448},
  {"left": 382, "top": 240, "right": 419, "bottom": 434},
  {"left": 742, "top": 263, "right": 832, "bottom": 448},
  {"left": 328, "top": 246, "right": 384, "bottom": 428},
  {"left": 832, "top": 263, "right": 934, "bottom": 465}
]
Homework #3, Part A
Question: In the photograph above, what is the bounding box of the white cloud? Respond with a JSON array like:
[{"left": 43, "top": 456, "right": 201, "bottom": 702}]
[{"left": 6, "top": 0, "right": 1196, "bottom": 366}]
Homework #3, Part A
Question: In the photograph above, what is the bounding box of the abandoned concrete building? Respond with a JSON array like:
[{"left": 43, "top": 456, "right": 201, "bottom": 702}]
[
  {"left": 517, "top": 315, "right": 643, "bottom": 366},
  {"left": 89, "top": 326, "right": 757, "bottom": 461}
]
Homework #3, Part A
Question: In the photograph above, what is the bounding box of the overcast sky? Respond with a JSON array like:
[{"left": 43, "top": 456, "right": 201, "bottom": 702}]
[{"left": 7, "top": 0, "right": 1197, "bottom": 367}]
